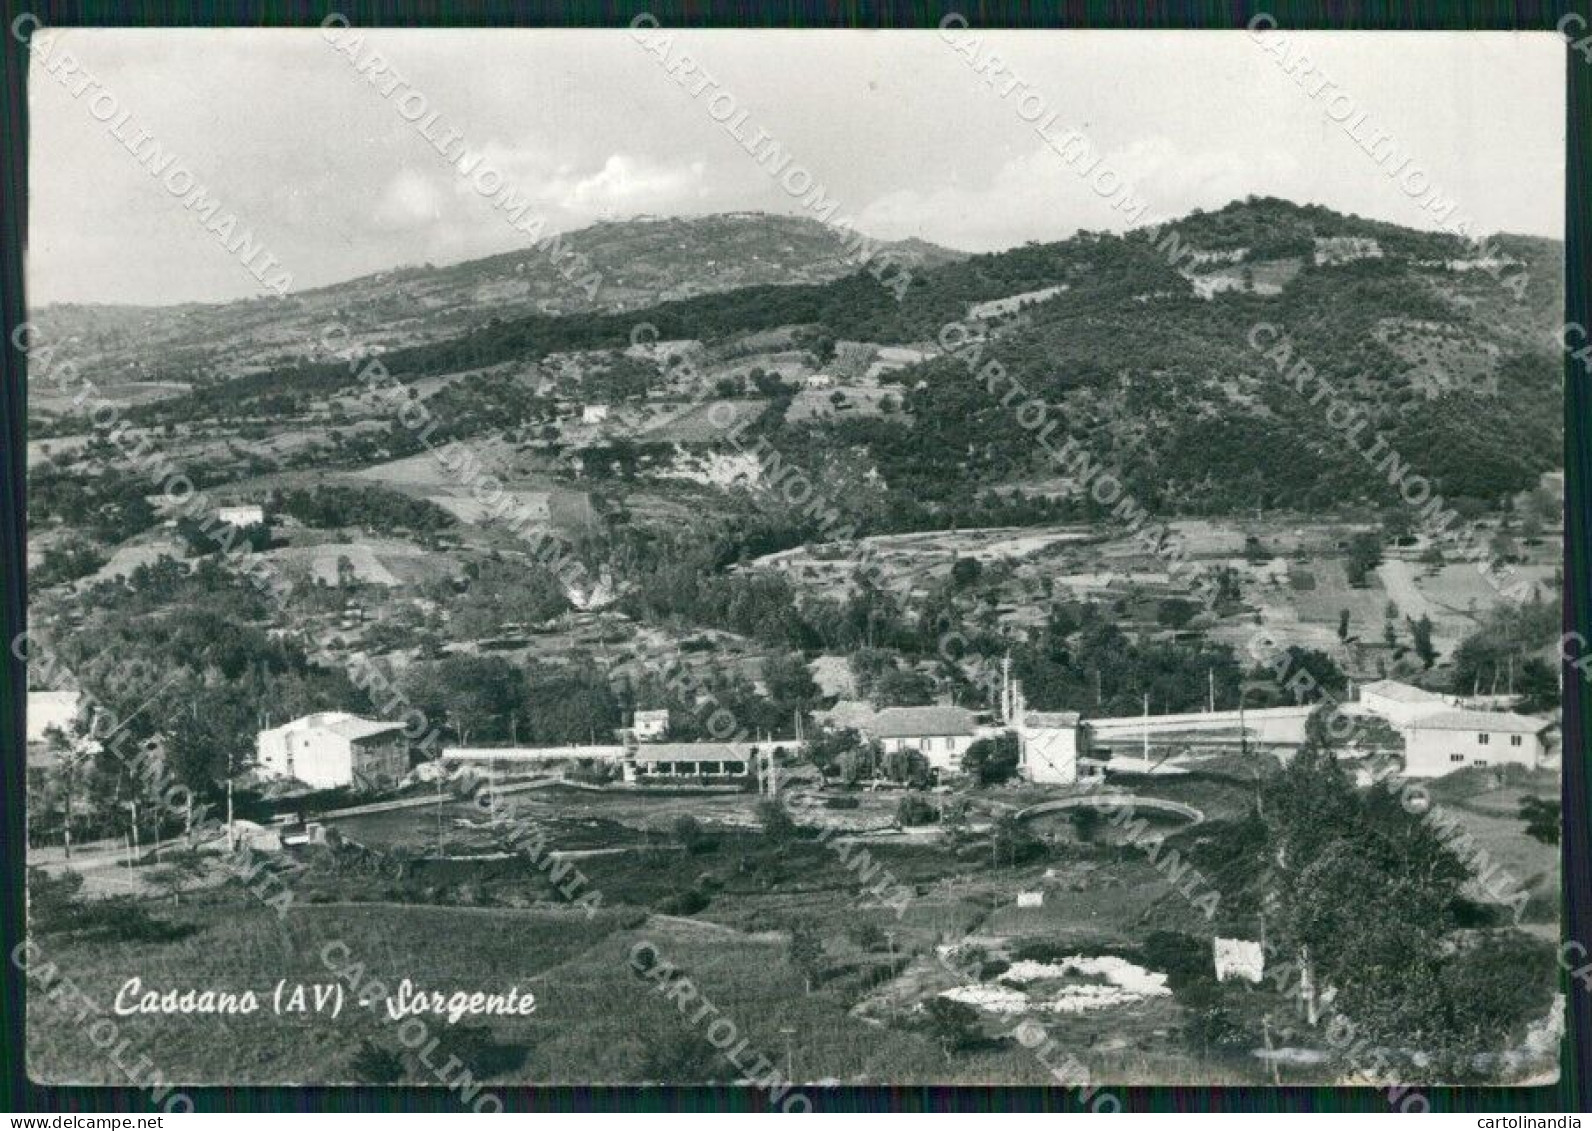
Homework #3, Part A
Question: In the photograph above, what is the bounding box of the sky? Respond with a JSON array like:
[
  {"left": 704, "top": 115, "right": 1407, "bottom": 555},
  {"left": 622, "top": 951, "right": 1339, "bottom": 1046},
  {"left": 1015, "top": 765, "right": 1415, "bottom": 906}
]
[{"left": 26, "top": 27, "right": 1566, "bottom": 306}]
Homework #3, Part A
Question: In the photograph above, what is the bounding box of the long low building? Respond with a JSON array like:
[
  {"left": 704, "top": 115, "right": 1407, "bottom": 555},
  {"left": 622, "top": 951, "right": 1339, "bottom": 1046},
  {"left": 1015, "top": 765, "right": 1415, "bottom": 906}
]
[
  {"left": 445, "top": 745, "right": 628, "bottom": 764},
  {"left": 623, "top": 742, "right": 773, "bottom": 783},
  {"left": 442, "top": 742, "right": 800, "bottom": 784},
  {"left": 1087, "top": 705, "right": 1317, "bottom": 748}
]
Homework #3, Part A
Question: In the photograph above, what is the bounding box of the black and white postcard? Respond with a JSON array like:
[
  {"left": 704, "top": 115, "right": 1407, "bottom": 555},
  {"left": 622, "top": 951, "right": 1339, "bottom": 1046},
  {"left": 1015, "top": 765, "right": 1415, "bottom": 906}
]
[{"left": 14, "top": 19, "right": 1574, "bottom": 1106}]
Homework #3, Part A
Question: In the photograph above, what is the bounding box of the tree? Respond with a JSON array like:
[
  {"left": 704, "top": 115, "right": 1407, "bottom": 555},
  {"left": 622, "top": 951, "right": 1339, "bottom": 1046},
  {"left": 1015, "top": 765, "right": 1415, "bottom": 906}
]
[
  {"left": 787, "top": 926, "right": 824, "bottom": 993},
  {"left": 883, "top": 747, "right": 929, "bottom": 787},
  {"left": 924, "top": 997, "right": 983, "bottom": 1061},
  {"left": 1344, "top": 532, "right": 1383, "bottom": 587},
  {"left": 1519, "top": 796, "right": 1560, "bottom": 846},
  {"left": 1263, "top": 647, "right": 1346, "bottom": 704},
  {"left": 146, "top": 849, "right": 207, "bottom": 906},
  {"left": 961, "top": 732, "right": 1021, "bottom": 785},
  {"left": 763, "top": 651, "right": 821, "bottom": 724},
  {"left": 349, "top": 1039, "right": 406, "bottom": 1083},
  {"left": 1410, "top": 615, "right": 1437, "bottom": 669},
  {"left": 1489, "top": 530, "right": 1520, "bottom": 566},
  {"left": 805, "top": 727, "right": 862, "bottom": 781},
  {"left": 163, "top": 684, "right": 256, "bottom": 801},
  {"left": 757, "top": 798, "right": 798, "bottom": 842},
  {"left": 835, "top": 749, "right": 867, "bottom": 785},
  {"left": 402, "top": 655, "right": 527, "bottom": 746},
  {"left": 896, "top": 794, "right": 938, "bottom": 826},
  {"left": 1257, "top": 746, "right": 1472, "bottom": 1056},
  {"left": 950, "top": 557, "right": 982, "bottom": 588},
  {"left": 673, "top": 815, "right": 717, "bottom": 853},
  {"left": 1515, "top": 657, "right": 1558, "bottom": 713},
  {"left": 989, "top": 812, "right": 1043, "bottom": 867},
  {"left": 872, "top": 665, "right": 936, "bottom": 707},
  {"left": 1069, "top": 806, "right": 1102, "bottom": 843}
]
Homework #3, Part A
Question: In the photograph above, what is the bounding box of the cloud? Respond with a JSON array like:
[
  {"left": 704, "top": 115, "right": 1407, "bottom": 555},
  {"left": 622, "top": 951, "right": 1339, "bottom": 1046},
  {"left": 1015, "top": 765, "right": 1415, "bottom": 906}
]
[{"left": 373, "top": 168, "right": 445, "bottom": 230}]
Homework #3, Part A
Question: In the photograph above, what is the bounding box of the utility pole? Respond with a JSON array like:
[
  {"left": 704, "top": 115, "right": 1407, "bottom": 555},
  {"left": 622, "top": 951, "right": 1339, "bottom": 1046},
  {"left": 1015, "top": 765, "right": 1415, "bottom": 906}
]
[
  {"left": 780, "top": 1026, "right": 797, "bottom": 1084},
  {"left": 1208, "top": 669, "right": 1215, "bottom": 714},
  {"left": 1142, "top": 693, "right": 1150, "bottom": 764},
  {"left": 435, "top": 773, "right": 444, "bottom": 855},
  {"left": 885, "top": 930, "right": 898, "bottom": 1019}
]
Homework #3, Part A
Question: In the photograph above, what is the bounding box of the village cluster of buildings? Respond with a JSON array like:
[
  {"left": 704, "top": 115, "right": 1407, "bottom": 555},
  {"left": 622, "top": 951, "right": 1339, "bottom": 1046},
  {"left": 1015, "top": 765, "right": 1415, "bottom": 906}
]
[{"left": 25, "top": 676, "right": 1555, "bottom": 796}]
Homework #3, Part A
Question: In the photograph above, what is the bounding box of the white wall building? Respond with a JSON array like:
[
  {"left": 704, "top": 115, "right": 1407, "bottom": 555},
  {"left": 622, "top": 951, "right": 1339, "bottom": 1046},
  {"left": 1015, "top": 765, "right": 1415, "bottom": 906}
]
[
  {"left": 581, "top": 404, "right": 611, "bottom": 424},
  {"left": 622, "top": 742, "right": 767, "bottom": 783},
  {"left": 1400, "top": 710, "right": 1553, "bottom": 777},
  {"left": 1019, "top": 710, "right": 1085, "bottom": 785},
  {"left": 216, "top": 504, "right": 265, "bottom": 528},
  {"left": 631, "top": 709, "right": 670, "bottom": 741},
  {"left": 864, "top": 706, "right": 979, "bottom": 775},
  {"left": 1356, "top": 679, "right": 1457, "bottom": 726},
  {"left": 257, "top": 712, "right": 408, "bottom": 791}
]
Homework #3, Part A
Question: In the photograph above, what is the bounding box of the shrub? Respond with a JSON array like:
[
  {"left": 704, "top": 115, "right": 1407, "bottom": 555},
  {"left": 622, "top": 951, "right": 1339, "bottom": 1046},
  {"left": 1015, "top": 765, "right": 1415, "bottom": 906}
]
[
  {"left": 1140, "top": 930, "right": 1212, "bottom": 992},
  {"left": 440, "top": 1024, "right": 531, "bottom": 1077},
  {"left": 924, "top": 996, "right": 985, "bottom": 1058},
  {"left": 848, "top": 921, "right": 887, "bottom": 951},
  {"left": 27, "top": 867, "right": 86, "bottom": 935},
  {"left": 656, "top": 888, "right": 710, "bottom": 916},
  {"left": 756, "top": 798, "right": 799, "bottom": 842},
  {"left": 1069, "top": 806, "right": 1102, "bottom": 842},
  {"left": 349, "top": 1038, "right": 406, "bottom": 1083},
  {"left": 672, "top": 815, "right": 719, "bottom": 853},
  {"left": 896, "top": 795, "right": 939, "bottom": 826},
  {"left": 1184, "top": 1005, "right": 1248, "bottom": 1053}
]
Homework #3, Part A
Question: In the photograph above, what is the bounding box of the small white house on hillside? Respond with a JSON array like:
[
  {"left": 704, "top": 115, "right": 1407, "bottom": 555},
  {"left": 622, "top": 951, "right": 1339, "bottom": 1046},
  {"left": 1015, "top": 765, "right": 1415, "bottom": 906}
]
[
  {"left": 631, "top": 709, "right": 669, "bottom": 741},
  {"left": 216, "top": 504, "right": 265, "bottom": 528},
  {"left": 257, "top": 712, "right": 408, "bottom": 791}
]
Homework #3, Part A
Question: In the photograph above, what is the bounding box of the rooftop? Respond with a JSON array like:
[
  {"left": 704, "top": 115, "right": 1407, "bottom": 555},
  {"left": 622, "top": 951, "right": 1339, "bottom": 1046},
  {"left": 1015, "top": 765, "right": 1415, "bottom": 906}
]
[
  {"left": 868, "top": 706, "right": 978, "bottom": 739},
  {"left": 270, "top": 712, "right": 405, "bottom": 742},
  {"left": 1404, "top": 709, "right": 1552, "bottom": 735},
  {"left": 1025, "top": 710, "right": 1083, "bottom": 728},
  {"left": 1360, "top": 679, "right": 1448, "bottom": 704},
  {"left": 631, "top": 742, "right": 775, "bottom": 762}
]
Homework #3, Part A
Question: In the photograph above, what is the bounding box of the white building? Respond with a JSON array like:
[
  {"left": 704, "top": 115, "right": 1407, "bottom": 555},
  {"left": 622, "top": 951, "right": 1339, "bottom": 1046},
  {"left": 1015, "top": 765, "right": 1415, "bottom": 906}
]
[
  {"left": 1019, "top": 710, "right": 1086, "bottom": 785},
  {"left": 216, "top": 504, "right": 265, "bottom": 528},
  {"left": 1356, "top": 679, "right": 1457, "bottom": 726},
  {"left": 256, "top": 712, "right": 408, "bottom": 792},
  {"left": 581, "top": 404, "right": 611, "bottom": 424},
  {"left": 631, "top": 709, "right": 670, "bottom": 741},
  {"left": 864, "top": 706, "right": 979, "bottom": 775},
  {"left": 622, "top": 742, "right": 765, "bottom": 783},
  {"left": 805, "top": 373, "right": 835, "bottom": 389},
  {"left": 1400, "top": 709, "right": 1554, "bottom": 777}
]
